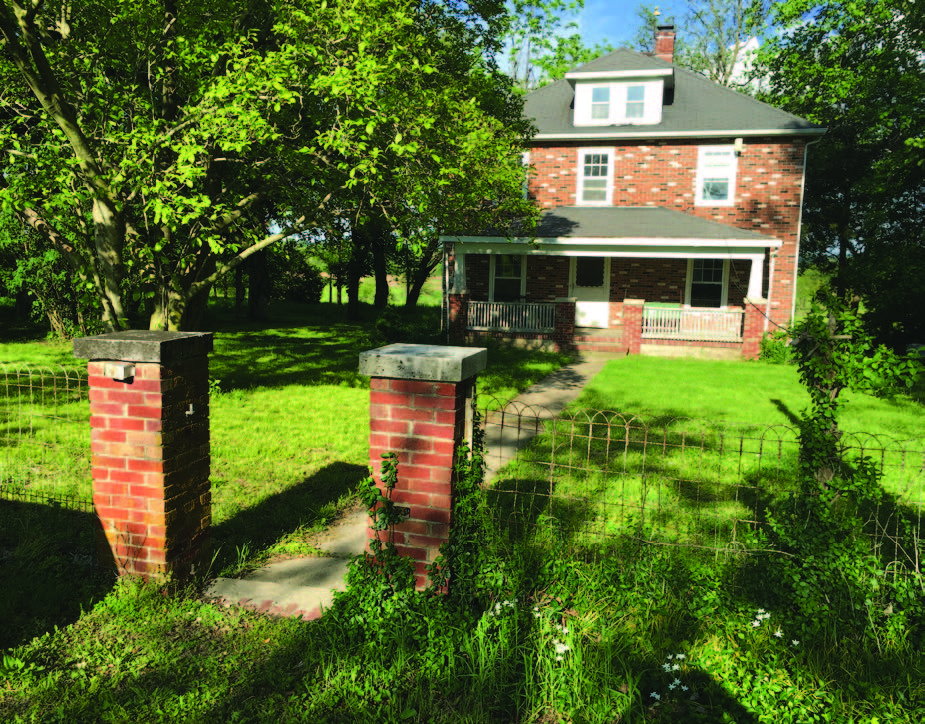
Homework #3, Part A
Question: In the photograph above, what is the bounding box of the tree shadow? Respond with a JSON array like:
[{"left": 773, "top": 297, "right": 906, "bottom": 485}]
[
  {"left": 210, "top": 461, "right": 368, "bottom": 574},
  {"left": 0, "top": 498, "right": 116, "bottom": 650}
]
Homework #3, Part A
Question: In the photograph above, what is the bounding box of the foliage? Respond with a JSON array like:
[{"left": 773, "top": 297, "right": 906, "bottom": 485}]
[
  {"left": 761, "top": 295, "right": 923, "bottom": 652},
  {"left": 0, "top": 0, "right": 534, "bottom": 331},
  {"left": 501, "top": 0, "right": 614, "bottom": 89},
  {"left": 633, "top": 1, "right": 768, "bottom": 88},
  {"left": 0, "top": 214, "right": 101, "bottom": 338},
  {"left": 755, "top": 0, "right": 925, "bottom": 348},
  {"left": 266, "top": 241, "right": 324, "bottom": 305},
  {"left": 758, "top": 329, "right": 792, "bottom": 365}
]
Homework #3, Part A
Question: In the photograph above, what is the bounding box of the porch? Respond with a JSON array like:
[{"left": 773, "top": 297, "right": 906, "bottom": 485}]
[{"left": 449, "top": 297, "right": 764, "bottom": 359}]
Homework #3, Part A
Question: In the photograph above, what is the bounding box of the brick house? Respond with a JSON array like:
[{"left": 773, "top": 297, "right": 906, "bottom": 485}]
[{"left": 442, "top": 27, "right": 825, "bottom": 358}]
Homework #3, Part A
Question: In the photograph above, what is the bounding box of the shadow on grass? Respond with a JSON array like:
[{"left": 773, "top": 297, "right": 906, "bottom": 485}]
[
  {"left": 0, "top": 499, "right": 115, "bottom": 650},
  {"left": 210, "top": 461, "right": 368, "bottom": 574}
]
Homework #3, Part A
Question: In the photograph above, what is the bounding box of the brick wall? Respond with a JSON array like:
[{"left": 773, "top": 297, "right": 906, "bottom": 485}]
[{"left": 528, "top": 137, "right": 806, "bottom": 327}]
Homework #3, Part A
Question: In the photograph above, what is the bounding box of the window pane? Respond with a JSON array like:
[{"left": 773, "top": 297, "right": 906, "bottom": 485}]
[
  {"left": 575, "top": 258, "right": 605, "bottom": 287},
  {"left": 592, "top": 87, "right": 610, "bottom": 102},
  {"left": 626, "top": 102, "right": 644, "bottom": 119},
  {"left": 494, "top": 278, "right": 521, "bottom": 301},
  {"left": 582, "top": 178, "right": 607, "bottom": 201},
  {"left": 497, "top": 255, "right": 521, "bottom": 278},
  {"left": 702, "top": 179, "right": 729, "bottom": 201},
  {"left": 693, "top": 259, "right": 724, "bottom": 283},
  {"left": 591, "top": 104, "right": 609, "bottom": 119},
  {"left": 690, "top": 283, "right": 723, "bottom": 308}
]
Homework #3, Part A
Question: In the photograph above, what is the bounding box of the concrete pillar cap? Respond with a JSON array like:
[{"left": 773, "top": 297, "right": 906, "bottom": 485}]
[
  {"left": 360, "top": 344, "right": 486, "bottom": 382},
  {"left": 74, "top": 330, "right": 213, "bottom": 365}
]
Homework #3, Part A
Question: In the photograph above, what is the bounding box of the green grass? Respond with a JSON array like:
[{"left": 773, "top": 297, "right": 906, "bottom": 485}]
[
  {"left": 4, "top": 309, "right": 923, "bottom": 721},
  {"left": 0, "top": 296, "right": 572, "bottom": 645}
]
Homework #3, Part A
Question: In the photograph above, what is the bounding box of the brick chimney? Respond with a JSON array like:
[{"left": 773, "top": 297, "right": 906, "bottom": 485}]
[{"left": 655, "top": 25, "right": 676, "bottom": 64}]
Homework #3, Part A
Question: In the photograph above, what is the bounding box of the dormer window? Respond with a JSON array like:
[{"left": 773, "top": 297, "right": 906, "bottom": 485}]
[
  {"left": 572, "top": 79, "right": 665, "bottom": 126},
  {"left": 626, "top": 85, "right": 645, "bottom": 119},
  {"left": 591, "top": 87, "right": 610, "bottom": 119}
]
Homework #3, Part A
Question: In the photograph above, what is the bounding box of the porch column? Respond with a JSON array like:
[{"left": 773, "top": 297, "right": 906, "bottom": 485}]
[
  {"left": 554, "top": 297, "right": 576, "bottom": 352},
  {"left": 746, "top": 254, "right": 765, "bottom": 299},
  {"left": 623, "top": 299, "right": 644, "bottom": 355},
  {"left": 742, "top": 298, "right": 766, "bottom": 360},
  {"left": 360, "top": 344, "right": 487, "bottom": 590}
]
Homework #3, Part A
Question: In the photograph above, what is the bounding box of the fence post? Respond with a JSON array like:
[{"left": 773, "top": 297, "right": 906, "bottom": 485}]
[
  {"left": 742, "top": 298, "right": 767, "bottom": 360},
  {"left": 623, "top": 299, "right": 645, "bottom": 355},
  {"left": 554, "top": 297, "right": 576, "bottom": 352},
  {"left": 359, "top": 343, "right": 487, "bottom": 589},
  {"left": 73, "top": 331, "right": 213, "bottom": 581}
]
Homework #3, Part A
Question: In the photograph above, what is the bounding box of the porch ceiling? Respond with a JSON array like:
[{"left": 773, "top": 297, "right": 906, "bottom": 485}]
[{"left": 444, "top": 206, "right": 780, "bottom": 259}]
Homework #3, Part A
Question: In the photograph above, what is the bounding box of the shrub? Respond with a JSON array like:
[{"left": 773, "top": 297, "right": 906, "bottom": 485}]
[
  {"left": 268, "top": 241, "right": 325, "bottom": 304},
  {"left": 759, "top": 329, "right": 792, "bottom": 364}
]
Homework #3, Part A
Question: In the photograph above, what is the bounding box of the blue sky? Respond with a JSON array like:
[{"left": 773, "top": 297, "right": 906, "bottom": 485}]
[{"left": 574, "top": 1, "right": 686, "bottom": 49}]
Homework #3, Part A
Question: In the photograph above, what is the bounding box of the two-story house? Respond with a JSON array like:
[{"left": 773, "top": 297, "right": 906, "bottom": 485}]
[{"left": 442, "top": 27, "right": 825, "bottom": 359}]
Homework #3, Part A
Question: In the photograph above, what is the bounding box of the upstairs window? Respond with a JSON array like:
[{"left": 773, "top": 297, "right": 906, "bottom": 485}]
[
  {"left": 591, "top": 87, "right": 610, "bottom": 119},
  {"left": 578, "top": 149, "right": 612, "bottom": 205},
  {"left": 696, "top": 146, "right": 737, "bottom": 206},
  {"left": 626, "top": 85, "right": 645, "bottom": 119}
]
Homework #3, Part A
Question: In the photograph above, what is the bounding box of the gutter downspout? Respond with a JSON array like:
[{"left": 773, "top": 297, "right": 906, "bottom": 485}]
[{"left": 792, "top": 135, "right": 825, "bottom": 325}]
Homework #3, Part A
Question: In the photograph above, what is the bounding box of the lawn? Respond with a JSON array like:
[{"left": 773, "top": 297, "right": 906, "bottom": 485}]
[
  {"left": 2, "top": 312, "right": 925, "bottom": 722},
  {"left": 0, "top": 297, "right": 572, "bottom": 648}
]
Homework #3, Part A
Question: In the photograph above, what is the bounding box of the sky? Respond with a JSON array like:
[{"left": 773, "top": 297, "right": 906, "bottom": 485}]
[{"left": 573, "top": 1, "right": 684, "bottom": 50}]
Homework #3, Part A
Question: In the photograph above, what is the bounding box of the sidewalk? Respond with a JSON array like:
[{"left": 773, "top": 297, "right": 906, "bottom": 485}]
[{"left": 205, "top": 353, "right": 610, "bottom": 619}]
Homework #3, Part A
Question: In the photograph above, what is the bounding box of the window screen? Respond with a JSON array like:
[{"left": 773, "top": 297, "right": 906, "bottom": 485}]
[
  {"left": 626, "top": 85, "right": 645, "bottom": 119},
  {"left": 575, "top": 258, "right": 605, "bottom": 288}
]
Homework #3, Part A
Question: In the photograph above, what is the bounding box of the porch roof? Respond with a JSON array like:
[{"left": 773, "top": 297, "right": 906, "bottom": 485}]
[{"left": 444, "top": 206, "right": 780, "bottom": 256}]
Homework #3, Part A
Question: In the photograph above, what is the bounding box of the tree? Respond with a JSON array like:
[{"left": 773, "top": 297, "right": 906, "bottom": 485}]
[
  {"left": 501, "top": 0, "right": 614, "bottom": 89},
  {"left": 0, "top": 0, "right": 534, "bottom": 331},
  {"left": 633, "top": 2, "right": 768, "bottom": 88},
  {"left": 755, "top": 0, "right": 925, "bottom": 347}
]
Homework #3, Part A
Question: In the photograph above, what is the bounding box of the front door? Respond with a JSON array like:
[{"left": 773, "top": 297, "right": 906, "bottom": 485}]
[{"left": 570, "top": 257, "right": 611, "bottom": 328}]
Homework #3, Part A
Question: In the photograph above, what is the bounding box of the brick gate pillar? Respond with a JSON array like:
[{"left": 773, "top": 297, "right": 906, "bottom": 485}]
[
  {"left": 623, "top": 299, "right": 645, "bottom": 355},
  {"left": 359, "top": 344, "right": 487, "bottom": 589},
  {"left": 448, "top": 293, "right": 469, "bottom": 343},
  {"left": 74, "top": 331, "right": 213, "bottom": 580},
  {"left": 554, "top": 297, "right": 576, "bottom": 352}
]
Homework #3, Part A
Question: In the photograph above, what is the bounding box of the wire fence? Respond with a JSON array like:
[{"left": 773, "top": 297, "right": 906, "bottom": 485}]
[
  {"left": 0, "top": 364, "right": 93, "bottom": 513},
  {"left": 478, "top": 394, "right": 925, "bottom": 570}
]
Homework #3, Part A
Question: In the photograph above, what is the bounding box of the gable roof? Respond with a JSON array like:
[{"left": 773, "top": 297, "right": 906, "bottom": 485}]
[{"left": 526, "top": 48, "right": 824, "bottom": 140}]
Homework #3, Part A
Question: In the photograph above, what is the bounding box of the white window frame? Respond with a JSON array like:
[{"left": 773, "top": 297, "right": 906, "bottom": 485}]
[
  {"left": 685, "top": 258, "right": 729, "bottom": 308},
  {"left": 695, "top": 145, "right": 737, "bottom": 207},
  {"left": 489, "top": 254, "right": 526, "bottom": 302},
  {"left": 625, "top": 85, "right": 645, "bottom": 119},
  {"left": 590, "top": 86, "right": 610, "bottom": 119},
  {"left": 577, "top": 148, "right": 613, "bottom": 206}
]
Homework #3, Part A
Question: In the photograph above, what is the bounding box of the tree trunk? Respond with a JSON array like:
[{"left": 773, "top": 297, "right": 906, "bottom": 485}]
[
  {"left": 372, "top": 231, "right": 389, "bottom": 309},
  {"left": 404, "top": 237, "right": 441, "bottom": 308},
  {"left": 247, "top": 250, "right": 271, "bottom": 321}
]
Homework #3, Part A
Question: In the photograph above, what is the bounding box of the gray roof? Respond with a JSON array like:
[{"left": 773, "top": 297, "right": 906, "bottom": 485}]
[
  {"left": 526, "top": 48, "right": 822, "bottom": 138},
  {"left": 530, "top": 206, "right": 775, "bottom": 241}
]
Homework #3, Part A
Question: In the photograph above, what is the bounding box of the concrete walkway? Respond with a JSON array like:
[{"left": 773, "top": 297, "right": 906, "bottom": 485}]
[{"left": 205, "top": 353, "right": 610, "bottom": 619}]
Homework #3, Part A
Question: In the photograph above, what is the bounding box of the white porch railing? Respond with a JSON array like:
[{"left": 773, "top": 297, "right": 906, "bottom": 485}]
[
  {"left": 642, "top": 305, "right": 744, "bottom": 342},
  {"left": 468, "top": 301, "right": 556, "bottom": 333}
]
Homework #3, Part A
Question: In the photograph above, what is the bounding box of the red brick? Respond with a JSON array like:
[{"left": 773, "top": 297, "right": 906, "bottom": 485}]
[
  {"left": 370, "top": 418, "right": 410, "bottom": 435},
  {"left": 92, "top": 455, "right": 127, "bottom": 470},
  {"left": 93, "top": 428, "right": 127, "bottom": 443},
  {"left": 127, "top": 458, "right": 165, "bottom": 473},
  {"left": 94, "top": 481, "right": 128, "bottom": 496},
  {"left": 389, "top": 379, "right": 434, "bottom": 394},
  {"left": 407, "top": 452, "right": 454, "bottom": 468},
  {"left": 370, "top": 390, "right": 409, "bottom": 407},
  {"left": 89, "top": 402, "right": 125, "bottom": 416},
  {"left": 107, "top": 416, "right": 147, "bottom": 432},
  {"left": 410, "top": 422, "right": 454, "bottom": 439},
  {"left": 127, "top": 405, "right": 162, "bottom": 419},
  {"left": 392, "top": 406, "right": 435, "bottom": 422}
]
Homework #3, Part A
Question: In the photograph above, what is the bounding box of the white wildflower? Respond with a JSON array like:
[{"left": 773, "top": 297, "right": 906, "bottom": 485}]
[
  {"left": 792, "top": 639, "right": 799, "bottom": 646},
  {"left": 662, "top": 663, "right": 672, "bottom": 672},
  {"left": 650, "top": 692, "right": 660, "bottom": 700},
  {"left": 673, "top": 678, "right": 681, "bottom": 686},
  {"left": 751, "top": 620, "right": 760, "bottom": 628},
  {"left": 774, "top": 628, "right": 783, "bottom": 638},
  {"left": 672, "top": 663, "right": 681, "bottom": 671},
  {"left": 675, "top": 654, "right": 686, "bottom": 660},
  {"left": 681, "top": 685, "right": 689, "bottom": 692}
]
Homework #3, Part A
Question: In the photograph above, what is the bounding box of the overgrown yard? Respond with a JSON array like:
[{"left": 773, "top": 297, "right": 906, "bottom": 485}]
[{"left": 2, "top": 315, "right": 924, "bottom": 722}]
